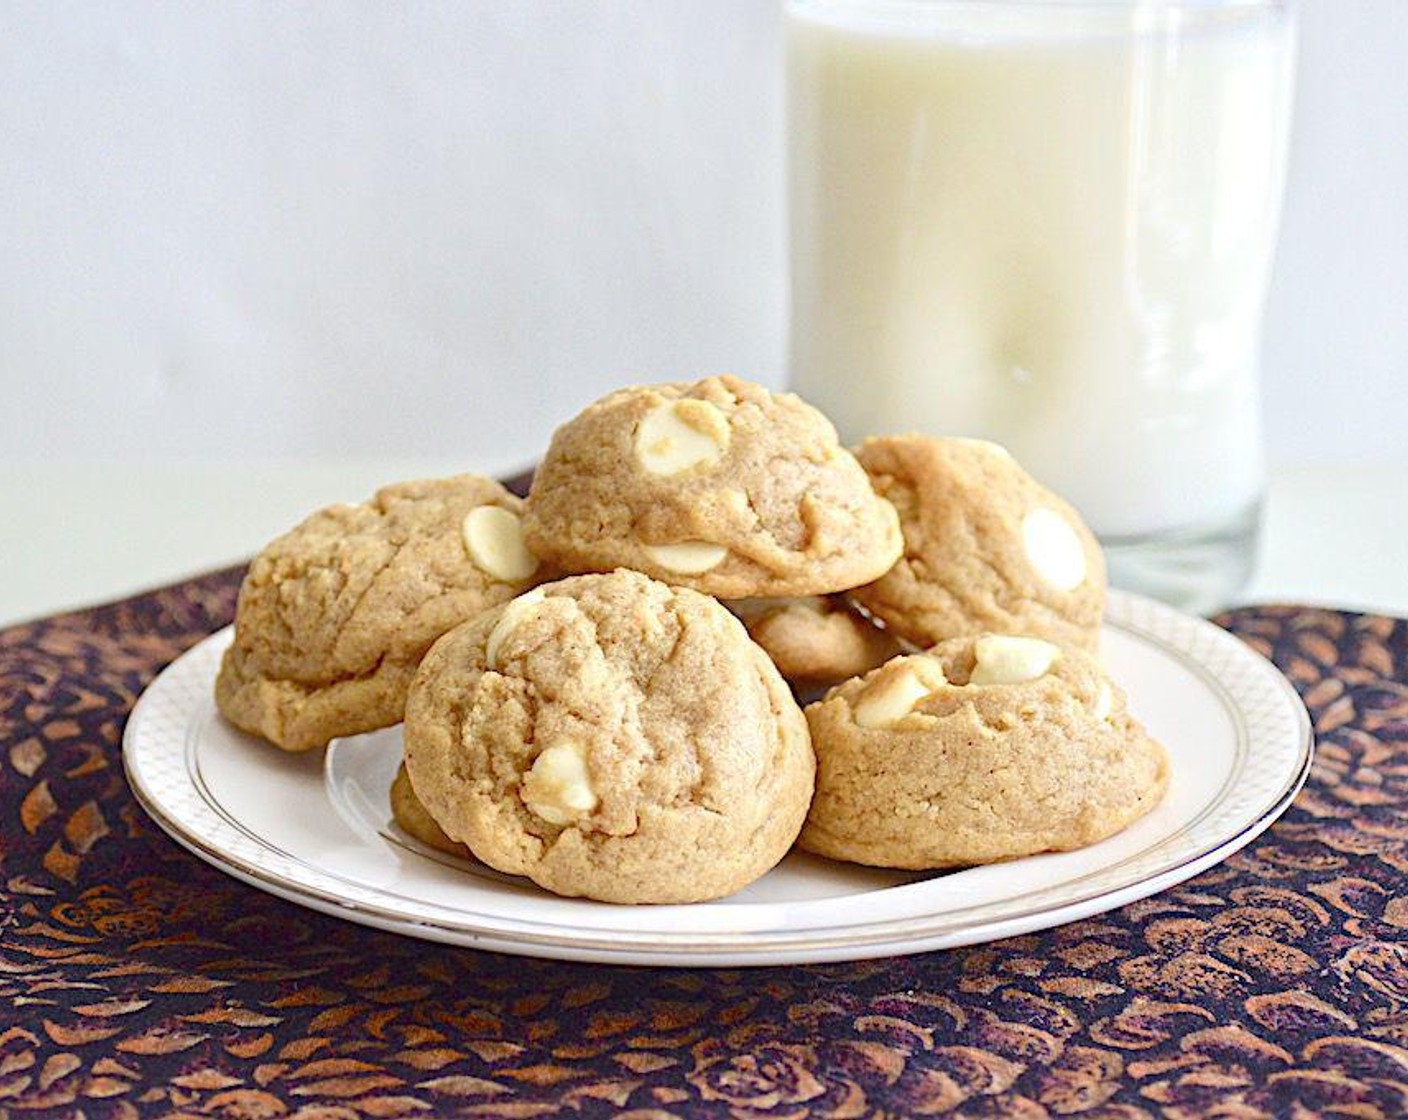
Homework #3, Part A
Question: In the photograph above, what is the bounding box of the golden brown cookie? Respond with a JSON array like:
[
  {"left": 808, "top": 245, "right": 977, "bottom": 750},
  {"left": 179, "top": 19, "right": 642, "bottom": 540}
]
[
  {"left": 727, "top": 595, "right": 902, "bottom": 687},
  {"left": 521, "top": 376, "right": 903, "bottom": 598},
  {"left": 800, "top": 634, "right": 1168, "bottom": 869},
  {"left": 403, "top": 569, "right": 816, "bottom": 903},
  {"left": 390, "top": 762, "right": 471, "bottom": 859},
  {"left": 216, "top": 475, "right": 545, "bottom": 752},
  {"left": 852, "top": 436, "right": 1106, "bottom": 650}
]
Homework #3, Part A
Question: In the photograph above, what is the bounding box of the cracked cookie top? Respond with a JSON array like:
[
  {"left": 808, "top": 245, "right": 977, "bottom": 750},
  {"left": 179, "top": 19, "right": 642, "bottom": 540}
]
[
  {"left": 851, "top": 435, "right": 1106, "bottom": 651},
  {"left": 800, "top": 634, "right": 1168, "bottom": 869},
  {"left": 402, "top": 569, "right": 816, "bottom": 903},
  {"left": 215, "top": 474, "right": 544, "bottom": 752},
  {"left": 521, "top": 376, "right": 903, "bottom": 598}
]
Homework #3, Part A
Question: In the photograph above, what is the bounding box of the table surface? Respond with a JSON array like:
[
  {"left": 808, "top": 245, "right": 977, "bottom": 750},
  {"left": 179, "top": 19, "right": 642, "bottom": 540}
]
[
  {"left": 0, "top": 573, "right": 1402, "bottom": 1116},
  {"left": 1, "top": 452, "right": 1404, "bottom": 1115},
  {"left": 3, "top": 459, "right": 1407, "bottom": 627}
]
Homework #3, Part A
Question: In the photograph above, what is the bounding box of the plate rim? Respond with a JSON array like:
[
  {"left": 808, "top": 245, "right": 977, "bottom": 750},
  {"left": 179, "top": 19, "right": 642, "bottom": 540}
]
[{"left": 122, "top": 590, "right": 1314, "bottom": 965}]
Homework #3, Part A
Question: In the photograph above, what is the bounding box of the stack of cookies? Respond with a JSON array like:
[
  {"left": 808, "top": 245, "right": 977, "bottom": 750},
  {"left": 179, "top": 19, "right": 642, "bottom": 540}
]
[{"left": 215, "top": 375, "right": 1168, "bottom": 903}]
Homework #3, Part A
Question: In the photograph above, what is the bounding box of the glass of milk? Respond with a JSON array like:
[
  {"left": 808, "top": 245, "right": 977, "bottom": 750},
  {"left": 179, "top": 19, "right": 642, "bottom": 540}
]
[{"left": 787, "top": 0, "right": 1295, "bottom": 614}]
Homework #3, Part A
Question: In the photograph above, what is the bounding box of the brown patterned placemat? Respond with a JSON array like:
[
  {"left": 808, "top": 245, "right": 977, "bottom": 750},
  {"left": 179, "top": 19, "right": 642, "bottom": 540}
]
[{"left": 1, "top": 571, "right": 1405, "bottom": 1119}]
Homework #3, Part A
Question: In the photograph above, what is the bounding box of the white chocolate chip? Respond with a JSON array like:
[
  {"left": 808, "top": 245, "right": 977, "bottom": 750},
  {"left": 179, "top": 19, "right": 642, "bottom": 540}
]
[
  {"left": 462, "top": 505, "right": 540, "bottom": 582},
  {"left": 969, "top": 635, "right": 1061, "bottom": 686},
  {"left": 1021, "top": 508, "right": 1087, "bottom": 592},
  {"left": 485, "top": 588, "right": 547, "bottom": 669},
  {"left": 642, "top": 541, "right": 729, "bottom": 575},
  {"left": 854, "top": 657, "right": 947, "bottom": 729},
  {"left": 1093, "top": 681, "right": 1114, "bottom": 722},
  {"left": 521, "top": 741, "right": 598, "bottom": 826},
  {"left": 634, "top": 399, "right": 730, "bottom": 476}
]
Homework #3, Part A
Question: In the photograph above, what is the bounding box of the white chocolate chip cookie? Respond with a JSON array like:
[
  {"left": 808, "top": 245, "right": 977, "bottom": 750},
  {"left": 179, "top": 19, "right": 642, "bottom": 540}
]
[
  {"left": 852, "top": 436, "right": 1106, "bottom": 651},
  {"left": 521, "top": 376, "right": 903, "bottom": 598},
  {"left": 390, "top": 762, "right": 471, "bottom": 859},
  {"left": 800, "top": 635, "right": 1168, "bottom": 869},
  {"left": 726, "top": 595, "right": 902, "bottom": 689},
  {"left": 215, "top": 475, "right": 547, "bottom": 752},
  {"left": 403, "top": 569, "right": 816, "bottom": 903}
]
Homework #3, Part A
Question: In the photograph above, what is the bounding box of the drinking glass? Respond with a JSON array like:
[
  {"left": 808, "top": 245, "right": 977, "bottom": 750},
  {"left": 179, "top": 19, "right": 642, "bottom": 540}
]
[{"left": 787, "top": 0, "right": 1296, "bottom": 613}]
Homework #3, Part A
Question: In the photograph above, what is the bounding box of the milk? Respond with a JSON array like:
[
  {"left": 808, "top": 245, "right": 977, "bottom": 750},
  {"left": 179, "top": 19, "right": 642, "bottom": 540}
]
[{"left": 787, "top": 1, "right": 1295, "bottom": 539}]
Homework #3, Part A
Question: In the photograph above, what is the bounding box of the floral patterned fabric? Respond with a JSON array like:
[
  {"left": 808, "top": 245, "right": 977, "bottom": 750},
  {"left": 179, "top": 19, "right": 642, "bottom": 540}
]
[{"left": 1, "top": 570, "right": 1405, "bottom": 1119}]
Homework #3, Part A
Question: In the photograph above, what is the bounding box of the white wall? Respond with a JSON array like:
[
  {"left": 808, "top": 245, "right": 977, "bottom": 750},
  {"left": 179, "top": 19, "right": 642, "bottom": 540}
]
[
  {"left": 1262, "top": 1, "right": 1408, "bottom": 463},
  {"left": 0, "top": 2, "right": 785, "bottom": 475},
  {"left": 1, "top": 0, "right": 1403, "bottom": 475}
]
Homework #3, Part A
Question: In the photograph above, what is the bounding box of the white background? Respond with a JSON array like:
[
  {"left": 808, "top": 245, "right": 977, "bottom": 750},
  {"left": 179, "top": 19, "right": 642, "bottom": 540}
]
[{"left": 2, "top": 2, "right": 1405, "bottom": 622}]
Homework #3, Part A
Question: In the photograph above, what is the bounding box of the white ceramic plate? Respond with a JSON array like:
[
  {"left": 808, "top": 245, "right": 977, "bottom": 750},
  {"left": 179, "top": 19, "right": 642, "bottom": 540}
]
[{"left": 123, "top": 591, "right": 1312, "bottom": 966}]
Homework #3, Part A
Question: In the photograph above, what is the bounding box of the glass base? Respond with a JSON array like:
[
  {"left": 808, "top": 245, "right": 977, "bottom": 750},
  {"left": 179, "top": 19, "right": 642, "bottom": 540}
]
[{"left": 1101, "top": 501, "right": 1262, "bottom": 617}]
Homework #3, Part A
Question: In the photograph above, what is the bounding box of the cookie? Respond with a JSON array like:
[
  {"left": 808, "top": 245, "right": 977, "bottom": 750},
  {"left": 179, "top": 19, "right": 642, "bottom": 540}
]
[
  {"left": 800, "top": 634, "right": 1168, "bottom": 869},
  {"left": 403, "top": 569, "right": 816, "bottom": 903},
  {"left": 216, "top": 475, "right": 545, "bottom": 752},
  {"left": 390, "top": 762, "right": 471, "bottom": 859},
  {"left": 521, "top": 376, "right": 903, "bottom": 598},
  {"left": 727, "top": 595, "right": 902, "bottom": 687},
  {"left": 851, "top": 436, "right": 1106, "bottom": 651}
]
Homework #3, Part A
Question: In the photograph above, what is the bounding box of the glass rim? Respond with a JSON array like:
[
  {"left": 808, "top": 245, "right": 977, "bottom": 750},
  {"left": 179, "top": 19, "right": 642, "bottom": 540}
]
[
  {"left": 785, "top": 0, "right": 1292, "bottom": 37},
  {"left": 787, "top": 0, "right": 1288, "bottom": 11}
]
